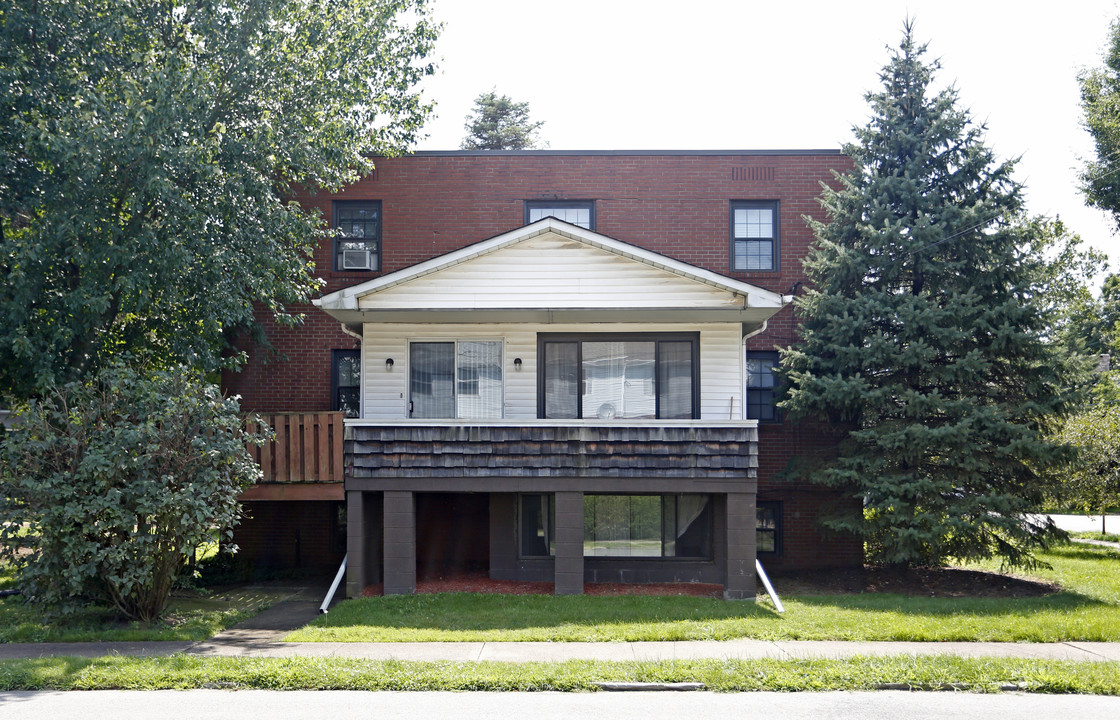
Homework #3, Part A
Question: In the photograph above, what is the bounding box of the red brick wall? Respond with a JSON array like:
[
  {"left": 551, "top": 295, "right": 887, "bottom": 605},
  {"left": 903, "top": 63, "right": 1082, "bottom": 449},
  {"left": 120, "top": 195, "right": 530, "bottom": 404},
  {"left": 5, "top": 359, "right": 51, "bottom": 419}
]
[
  {"left": 222, "top": 151, "right": 863, "bottom": 569},
  {"left": 224, "top": 151, "right": 852, "bottom": 413}
]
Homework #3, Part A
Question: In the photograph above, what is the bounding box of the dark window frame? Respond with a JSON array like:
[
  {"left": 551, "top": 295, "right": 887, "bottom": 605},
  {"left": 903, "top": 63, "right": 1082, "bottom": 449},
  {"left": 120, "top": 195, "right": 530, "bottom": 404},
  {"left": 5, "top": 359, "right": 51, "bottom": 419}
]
[
  {"left": 746, "top": 350, "right": 781, "bottom": 423},
  {"left": 525, "top": 199, "right": 596, "bottom": 230},
  {"left": 730, "top": 200, "right": 780, "bottom": 272},
  {"left": 756, "top": 500, "right": 783, "bottom": 556},
  {"left": 582, "top": 493, "right": 713, "bottom": 560},
  {"left": 518, "top": 493, "right": 555, "bottom": 559},
  {"left": 536, "top": 332, "right": 701, "bottom": 420},
  {"left": 331, "top": 349, "right": 361, "bottom": 418},
  {"left": 333, "top": 199, "right": 382, "bottom": 272}
]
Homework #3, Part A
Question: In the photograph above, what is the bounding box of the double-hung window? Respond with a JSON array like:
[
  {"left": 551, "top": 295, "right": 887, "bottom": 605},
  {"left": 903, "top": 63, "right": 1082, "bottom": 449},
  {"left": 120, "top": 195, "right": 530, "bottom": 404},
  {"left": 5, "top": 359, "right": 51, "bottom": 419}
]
[
  {"left": 538, "top": 334, "right": 698, "bottom": 420},
  {"left": 525, "top": 200, "right": 595, "bottom": 229},
  {"left": 757, "top": 501, "right": 782, "bottom": 555},
  {"left": 409, "top": 340, "right": 503, "bottom": 419},
  {"left": 731, "top": 200, "right": 779, "bottom": 271},
  {"left": 746, "top": 350, "right": 780, "bottom": 422},
  {"left": 334, "top": 200, "right": 381, "bottom": 271}
]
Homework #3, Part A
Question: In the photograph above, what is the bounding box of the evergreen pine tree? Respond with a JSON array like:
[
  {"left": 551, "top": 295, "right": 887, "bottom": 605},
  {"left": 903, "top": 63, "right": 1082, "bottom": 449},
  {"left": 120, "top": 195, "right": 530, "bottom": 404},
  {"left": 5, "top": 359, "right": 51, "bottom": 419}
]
[
  {"left": 781, "top": 25, "right": 1072, "bottom": 569},
  {"left": 461, "top": 91, "right": 544, "bottom": 150}
]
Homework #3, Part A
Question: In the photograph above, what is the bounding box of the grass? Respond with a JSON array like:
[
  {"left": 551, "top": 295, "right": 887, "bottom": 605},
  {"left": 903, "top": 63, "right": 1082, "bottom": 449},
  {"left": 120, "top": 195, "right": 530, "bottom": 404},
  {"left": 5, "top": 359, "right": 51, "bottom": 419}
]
[
  {"left": 1071, "top": 531, "right": 1120, "bottom": 543},
  {"left": 0, "top": 655, "right": 1117, "bottom": 694},
  {"left": 0, "top": 583, "right": 287, "bottom": 643},
  {"left": 288, "top": 542, "right": 1120, "bottom": 643}
]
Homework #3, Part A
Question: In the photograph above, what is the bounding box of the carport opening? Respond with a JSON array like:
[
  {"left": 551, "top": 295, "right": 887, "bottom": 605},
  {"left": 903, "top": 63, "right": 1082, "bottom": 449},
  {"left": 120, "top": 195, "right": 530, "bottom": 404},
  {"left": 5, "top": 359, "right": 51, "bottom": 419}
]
[{"left": 415, "top": 492, "right": 489, "bottom": 579}]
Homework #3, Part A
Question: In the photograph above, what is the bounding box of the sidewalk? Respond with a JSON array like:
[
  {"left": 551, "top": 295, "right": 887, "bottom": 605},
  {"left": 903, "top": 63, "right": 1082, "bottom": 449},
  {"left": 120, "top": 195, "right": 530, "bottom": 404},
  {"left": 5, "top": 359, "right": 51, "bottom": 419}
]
[{"left": 3, "top": 634, "right": 1119, "bottom": 662}]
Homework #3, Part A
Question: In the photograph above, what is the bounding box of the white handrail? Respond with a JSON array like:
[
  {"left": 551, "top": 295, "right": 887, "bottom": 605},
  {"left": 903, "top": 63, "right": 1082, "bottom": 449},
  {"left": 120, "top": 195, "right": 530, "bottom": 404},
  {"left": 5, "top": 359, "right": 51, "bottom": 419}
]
[
  {"left": 755, "top": 559, "right": 784, "bottom": 613},
  {"left": 320, "top": 553, "right": 348, "bottom": 614}
]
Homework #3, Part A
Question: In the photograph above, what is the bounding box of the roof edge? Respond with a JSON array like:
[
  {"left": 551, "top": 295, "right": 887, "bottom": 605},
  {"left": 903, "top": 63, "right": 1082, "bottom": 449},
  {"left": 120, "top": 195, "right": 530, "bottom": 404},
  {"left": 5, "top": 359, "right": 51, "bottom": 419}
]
[{"left": 386, "top": 148, "right": 845, "bottom": 158}]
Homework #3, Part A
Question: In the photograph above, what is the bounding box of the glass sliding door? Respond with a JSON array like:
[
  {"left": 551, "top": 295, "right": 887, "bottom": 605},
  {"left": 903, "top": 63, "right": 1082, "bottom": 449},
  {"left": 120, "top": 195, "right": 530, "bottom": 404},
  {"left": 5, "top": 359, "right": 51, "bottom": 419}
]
[
  {"left": 410, "top": 340, "right": 503, "bottom": 419},
  {"left": 409, "top": 342, "right": 456, "bottom": 418},
  {"left": 456, "top": 341, "right": 503, "bottom": 419}
]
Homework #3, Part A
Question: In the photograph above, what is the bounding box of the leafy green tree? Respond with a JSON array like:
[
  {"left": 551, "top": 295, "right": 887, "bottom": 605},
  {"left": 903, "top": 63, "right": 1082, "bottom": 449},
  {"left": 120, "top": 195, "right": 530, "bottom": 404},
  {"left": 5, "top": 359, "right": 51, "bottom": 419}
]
[
  {"left": 0, "top": 362, "right": 265, "bottom": 621},
  {"left": 461, "top": 90, "right": 545, "bottom": 150},
  {"left": 781, "top": 25, "right": 1073, "bottom": 569},
  {"left": 1052, "top": 406, "right": 1120, "bottom": 534},
  {"left": 1081, "top": 20, "right": 1120, "bottom": 230},
  {"left": 0, "top": 0, "right": 438, "bottom": 399}
]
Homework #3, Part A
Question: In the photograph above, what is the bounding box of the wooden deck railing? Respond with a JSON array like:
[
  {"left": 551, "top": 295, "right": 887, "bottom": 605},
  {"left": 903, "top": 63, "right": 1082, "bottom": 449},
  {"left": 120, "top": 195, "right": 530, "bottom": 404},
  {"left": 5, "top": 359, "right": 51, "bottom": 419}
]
[{"left": 246, "top": 412, "right": 345, "bottom": 484}]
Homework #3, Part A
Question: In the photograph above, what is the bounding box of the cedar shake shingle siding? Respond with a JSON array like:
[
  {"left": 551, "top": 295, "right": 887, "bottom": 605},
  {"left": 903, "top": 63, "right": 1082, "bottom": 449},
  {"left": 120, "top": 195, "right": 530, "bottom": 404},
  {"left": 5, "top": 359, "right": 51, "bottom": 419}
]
[{"left": 346, "top": 424, "right": 758, "bottom": 480}]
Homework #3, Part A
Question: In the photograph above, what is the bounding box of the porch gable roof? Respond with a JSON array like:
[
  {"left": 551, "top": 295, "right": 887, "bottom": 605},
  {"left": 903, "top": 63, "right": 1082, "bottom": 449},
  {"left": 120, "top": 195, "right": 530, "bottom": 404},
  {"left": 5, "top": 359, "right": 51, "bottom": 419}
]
[{"left": 314, "top": 217, "right": 786, "bottom": 326}]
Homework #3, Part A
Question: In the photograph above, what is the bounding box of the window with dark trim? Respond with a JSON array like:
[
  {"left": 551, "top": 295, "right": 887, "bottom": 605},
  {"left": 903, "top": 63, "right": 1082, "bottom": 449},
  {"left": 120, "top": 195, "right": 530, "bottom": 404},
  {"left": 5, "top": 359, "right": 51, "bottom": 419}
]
[
  {"left": 757, "top": 501, "right": 782, "bottom": 555},
  {"left": 583, "top": 494, "right": 712, "bottom": 558},
  {"left": 525, "top": 200, "right": 595, "bottom": 230},
  {"left": 331, "top": 349, "right": 360, "bottom": 418},
  {"left": 537, "top": 333, "right": 699, "bottom": 420},
  {"left": 731, "top": 200, "right": 779, "bottom": 271},
  {"left": 746, "top": 350, "right": 780, "bottom": 422},
  {"left": 334, "top": 200, "right": 381, "bottom": 271},
  {"left": 519, "top": 494, "right": 555, "bottom": 557}
]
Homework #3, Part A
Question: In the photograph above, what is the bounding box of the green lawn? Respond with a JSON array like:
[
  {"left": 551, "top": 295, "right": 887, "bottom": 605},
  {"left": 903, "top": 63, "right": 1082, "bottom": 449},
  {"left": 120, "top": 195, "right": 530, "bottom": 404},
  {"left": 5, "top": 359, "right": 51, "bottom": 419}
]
[
  {"left": 0, "top": 578, "right": 287, "bottom": 643},
  {"left": 0, "top": 655, "right": 1118, "bottom": 694},
  {"left": 288, "top": 542, "right": 1120, "bottom": 643},
  {"left": 1071, "top": 531, "right": 1120, "bottom": 543}
]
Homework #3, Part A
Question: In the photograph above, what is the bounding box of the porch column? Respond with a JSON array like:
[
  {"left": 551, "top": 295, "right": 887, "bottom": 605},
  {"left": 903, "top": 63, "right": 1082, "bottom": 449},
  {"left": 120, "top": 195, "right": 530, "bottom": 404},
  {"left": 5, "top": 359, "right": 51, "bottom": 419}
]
[
  {"left": 724, "top": 492, "right": 758, "bottom": 600},
  {"left": 345, "top": 490, "right": 366, "bottom": 598},
  {"left": 383, "top": 490, "right": 416, "bottom": 595},
  {"left": 553, "top": 491, "right": 584, "bottom": 595}
]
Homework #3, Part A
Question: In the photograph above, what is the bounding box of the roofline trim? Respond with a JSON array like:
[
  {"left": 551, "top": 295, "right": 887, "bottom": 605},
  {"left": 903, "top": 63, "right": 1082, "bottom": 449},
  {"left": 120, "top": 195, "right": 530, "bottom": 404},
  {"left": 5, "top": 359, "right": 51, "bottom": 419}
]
[{"left": 379, "top": 148, "right": 845, "bottom": 158}]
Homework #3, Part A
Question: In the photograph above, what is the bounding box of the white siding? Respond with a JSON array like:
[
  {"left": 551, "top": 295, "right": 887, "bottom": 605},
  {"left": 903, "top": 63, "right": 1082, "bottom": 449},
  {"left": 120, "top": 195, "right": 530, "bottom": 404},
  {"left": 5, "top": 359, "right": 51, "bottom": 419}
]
[
  {"left": 357, "top": 234, "right": 744, "bottom": 311},
  {"left": 360, "top": 323, "right": 743, "bottom": 421}
]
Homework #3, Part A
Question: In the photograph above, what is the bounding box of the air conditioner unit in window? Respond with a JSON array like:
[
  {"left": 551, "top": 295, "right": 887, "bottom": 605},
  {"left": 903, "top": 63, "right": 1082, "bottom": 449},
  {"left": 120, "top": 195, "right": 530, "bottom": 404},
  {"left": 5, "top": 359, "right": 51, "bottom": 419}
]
[{"left": 341, "top": 249, "right": 373, "bottom": 270}]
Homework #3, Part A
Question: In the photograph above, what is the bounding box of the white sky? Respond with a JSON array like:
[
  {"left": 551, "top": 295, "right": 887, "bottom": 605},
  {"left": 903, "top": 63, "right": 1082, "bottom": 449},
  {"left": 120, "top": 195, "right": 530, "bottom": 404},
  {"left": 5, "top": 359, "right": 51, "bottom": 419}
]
[{"left": 413, "top": 0, "right": 1120, "bottom": 283}]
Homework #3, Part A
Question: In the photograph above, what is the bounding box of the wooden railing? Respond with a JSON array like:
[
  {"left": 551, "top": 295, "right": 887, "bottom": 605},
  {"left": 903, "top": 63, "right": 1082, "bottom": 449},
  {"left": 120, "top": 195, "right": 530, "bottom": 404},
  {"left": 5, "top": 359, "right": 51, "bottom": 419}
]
[{"left": 246, "top": 412, "right": 345, "bottom": 484}]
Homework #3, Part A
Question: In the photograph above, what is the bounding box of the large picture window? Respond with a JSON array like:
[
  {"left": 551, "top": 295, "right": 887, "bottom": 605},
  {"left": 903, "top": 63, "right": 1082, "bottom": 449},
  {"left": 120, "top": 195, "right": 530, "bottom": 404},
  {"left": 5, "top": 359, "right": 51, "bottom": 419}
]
[
  {"left": 409, "top": 340, "right": 503, "bottom": 419},
  {"left": 584, "top": 494, "right": 711, "bottom": 558},
  {"left": 538, "top": 334, "right": 698, "bottom": 419},
  {"left": 731, "top": 200, "right": 779, "bottom": 271}
]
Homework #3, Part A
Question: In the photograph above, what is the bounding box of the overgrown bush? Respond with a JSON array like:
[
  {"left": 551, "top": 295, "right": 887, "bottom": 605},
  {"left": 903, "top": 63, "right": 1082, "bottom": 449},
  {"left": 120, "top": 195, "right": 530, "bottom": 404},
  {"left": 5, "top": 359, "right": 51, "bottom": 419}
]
[{"left": 0, "top": 362, "right": 264, "bottom": 621}]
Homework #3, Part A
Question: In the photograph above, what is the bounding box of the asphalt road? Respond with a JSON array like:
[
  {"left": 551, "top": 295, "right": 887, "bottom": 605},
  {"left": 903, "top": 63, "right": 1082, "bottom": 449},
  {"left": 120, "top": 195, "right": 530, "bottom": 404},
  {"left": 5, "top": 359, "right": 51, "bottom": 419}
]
[{"left": 3, "top": 690, "right": 1120, "bottom": 720}]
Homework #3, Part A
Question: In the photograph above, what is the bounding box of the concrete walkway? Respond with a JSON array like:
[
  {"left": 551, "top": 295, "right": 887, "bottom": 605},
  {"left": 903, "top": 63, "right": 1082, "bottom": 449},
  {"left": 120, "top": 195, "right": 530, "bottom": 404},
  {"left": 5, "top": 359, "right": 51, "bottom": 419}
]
[{"left": 3, "top": 634, "right": 1120, "bottom": 663}]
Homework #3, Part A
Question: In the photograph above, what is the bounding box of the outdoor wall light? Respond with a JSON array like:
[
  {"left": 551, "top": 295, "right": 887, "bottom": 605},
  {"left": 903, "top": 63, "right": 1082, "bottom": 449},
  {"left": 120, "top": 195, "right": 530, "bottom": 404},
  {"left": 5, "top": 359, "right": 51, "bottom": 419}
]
[
  {"left": 514, "top": 357, "right": 523, "bottom": 370},
  {"left": 385, "top": 358, "right": 394, "bottom": 371}
]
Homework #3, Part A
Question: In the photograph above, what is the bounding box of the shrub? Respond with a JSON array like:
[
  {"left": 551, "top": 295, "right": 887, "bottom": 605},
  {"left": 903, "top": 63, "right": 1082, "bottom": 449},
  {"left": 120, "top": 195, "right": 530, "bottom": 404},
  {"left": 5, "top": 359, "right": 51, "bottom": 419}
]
[{"left": 0, "top": 362, "right": 264, "bottom": 621}]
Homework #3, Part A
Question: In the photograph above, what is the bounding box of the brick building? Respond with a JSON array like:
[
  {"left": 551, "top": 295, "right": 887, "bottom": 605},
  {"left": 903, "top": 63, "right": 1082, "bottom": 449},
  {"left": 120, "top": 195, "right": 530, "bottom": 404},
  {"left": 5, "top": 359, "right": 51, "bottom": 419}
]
[{"left": 223, "top": 150, "right": 863, "bottom": 598}]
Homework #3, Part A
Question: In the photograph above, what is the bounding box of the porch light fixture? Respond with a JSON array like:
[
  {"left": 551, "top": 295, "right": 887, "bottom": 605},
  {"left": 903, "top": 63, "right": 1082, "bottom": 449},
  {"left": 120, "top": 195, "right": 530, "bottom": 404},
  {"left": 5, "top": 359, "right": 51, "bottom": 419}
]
[
  {"left": 385, "top": 358, "right": 394, "bottom": 371},
  {"left": 514, "top": 357, "right": 523, "bottom": 370}
]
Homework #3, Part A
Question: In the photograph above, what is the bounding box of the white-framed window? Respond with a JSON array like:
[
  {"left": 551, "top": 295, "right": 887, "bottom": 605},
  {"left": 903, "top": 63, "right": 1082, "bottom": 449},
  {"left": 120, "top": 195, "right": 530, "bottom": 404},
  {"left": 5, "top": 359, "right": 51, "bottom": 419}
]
[
  {"left": 525, "top": 200, "right": 594, "bottom": 229},
  {"left": 408, "top": 340, "right": 503, "bottom": 419}
]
